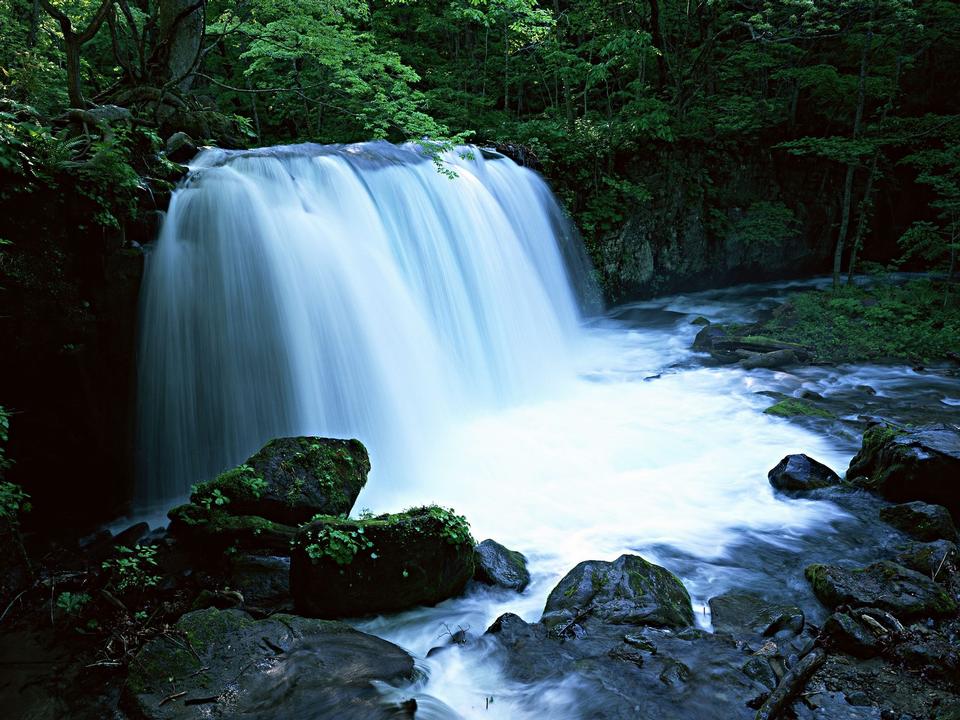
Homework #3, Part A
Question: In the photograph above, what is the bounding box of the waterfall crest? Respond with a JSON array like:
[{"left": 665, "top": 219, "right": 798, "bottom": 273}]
[{"left": 136, "top": 142, "right": 597, "bottom": 508}]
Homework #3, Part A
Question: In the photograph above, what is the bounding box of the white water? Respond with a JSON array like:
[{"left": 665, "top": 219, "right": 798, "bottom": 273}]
[{"left": 139, "top": 143, "right": 866, "bottom": 718}]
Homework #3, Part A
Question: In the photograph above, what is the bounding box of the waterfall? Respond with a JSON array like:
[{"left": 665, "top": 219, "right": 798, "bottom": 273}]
[{"left": 136, "top": 142, "right": 597, "bottom": 509}]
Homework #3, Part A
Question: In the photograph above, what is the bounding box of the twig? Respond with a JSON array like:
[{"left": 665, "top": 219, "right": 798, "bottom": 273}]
[
  {"left": 754, "top": 648, "right": 826, "bottom": 720},
  {"left": 0, "top": 589, "right": 28, "bottom": 624},
  {"left": 933, "top": 548, "right": 951, "bottom": 582},
  {"left": 159, "top": 690, "right": 186, "bottom": 707}
]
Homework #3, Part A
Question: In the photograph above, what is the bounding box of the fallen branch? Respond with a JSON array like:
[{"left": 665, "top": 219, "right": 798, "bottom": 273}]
[{"left": 755, "top": 648, "right": 826, "bottom": 720}]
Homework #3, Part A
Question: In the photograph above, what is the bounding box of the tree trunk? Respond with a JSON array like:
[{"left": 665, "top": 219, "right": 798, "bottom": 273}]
[
  {"left": 832, "top": 2, "right": 875, "bottom": 290},
  {"left": 648, "top": 0, "right": 667, "bottom": 90},
  {"left": 846, "top": 150, "right": 880, "bottom": 284},
  {"left": 156, "top": 0, "right": 205, "bottom": 90}
]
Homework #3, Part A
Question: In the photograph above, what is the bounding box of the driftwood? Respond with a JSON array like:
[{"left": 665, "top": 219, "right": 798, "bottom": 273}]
[{"left": 754, "top": 647, "right": 826, "bottom": 720}]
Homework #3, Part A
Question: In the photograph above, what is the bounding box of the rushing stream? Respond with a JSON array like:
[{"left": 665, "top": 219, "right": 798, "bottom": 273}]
[{"left": 137, "top": 143, "right": 958, "bottom": 718}]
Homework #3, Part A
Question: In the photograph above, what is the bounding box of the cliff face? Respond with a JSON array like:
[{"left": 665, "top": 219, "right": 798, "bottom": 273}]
[{"left": 595, "top": 149, "right": 845, "bottom": 301}]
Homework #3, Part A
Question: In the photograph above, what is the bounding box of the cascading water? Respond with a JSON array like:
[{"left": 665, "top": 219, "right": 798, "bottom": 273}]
[
  {"left": 137, "top": 142, "right": 596, "bottom": 509},
  {"left": 137, "top": 143, "right": 893, "bottom": 718}
]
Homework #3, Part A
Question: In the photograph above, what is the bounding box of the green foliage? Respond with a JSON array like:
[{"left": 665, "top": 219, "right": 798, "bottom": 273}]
[
  {"left": 56, "top": 591, "right": 92, "bottom": 615},
  {"left": 0, "top": 480, "right": 31, "bottom": 522},
  {"left": 758, "top": 280, "right": 960, "bottom": 362},
  {"left": 424, "top": 506, "right": 473, "bottom": 546},
  {"left": 733, "top": 201, "right": 798, "bottom": 247},
  {"left": 101, "top": 544, "right": 161, "bottom": 595},
  {"left": 303, "top": 525, "right": 373, "bottom": 565}
]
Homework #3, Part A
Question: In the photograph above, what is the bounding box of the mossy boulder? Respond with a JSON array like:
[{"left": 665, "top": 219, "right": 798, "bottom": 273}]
[
  {"left": 541, "top": 554, "right": 694, "bottom": 631},
  {"left": 896, "top": 540, "right": 957, "bottom": 576},
  {"left": 474, "top": 539, "right": 531, "bottom": 592},
  {"left": 764, "top": 398, "right": 834, "bottom": 419},
  {"left": 880, "top": 501, "right": 958, "bottom": 542},
  {"left": 121, "top": 607, "right": 415, "bottom": 719},
  {"left": 290, "top": 505, "right": 475, "bottom": 617},
  {"left": 848, "top": 424, "right": 960, "bottom": 517},
  {"left": 805, "top": 561, "right": 957, "bottom": 621},
  {"left": 191, "top": 437, "right": 369, "bottom": 526},
  {"left": 167, "top": 503, "right": 296, "bottom": 554},
  {"left": 768, "top": 453, "right": 841, "bottom": 493}
]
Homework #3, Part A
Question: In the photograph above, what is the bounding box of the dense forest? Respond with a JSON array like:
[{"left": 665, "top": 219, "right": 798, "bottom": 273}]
[{"left": 1, "top": 2, "right": 960, "bottom": 719}]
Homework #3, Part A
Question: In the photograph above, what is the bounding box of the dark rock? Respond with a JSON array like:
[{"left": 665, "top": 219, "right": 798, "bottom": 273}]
[
  {"left": 742, "top": 656, "right": 778, "bottom": 690},
  {"left": 541, "top": 554, "right": 694, "bottom": 631},
  {"left": 848, "top": 424, "right": 960, "bottom": 517},
  {"left": 821, "top": 613, "right": 882, "bottom": 658},
  {"left": 693, "top": 324, "right": 729, "bottom": 352},
  {"left": 895, "top": 540, "right": 957, "bottom": 576},
  {"left": 739, "top": 349, "right": 798, "bottom": 370},
  {"left": 112, "top": 522, "right": 150, "bottom": 549},
  {"left": 165, "top": 131, "right": 198, "bottom": 164},
  {"left": 768, "top": 454, "right": 841, "bottom": 493},
  {"left": 691, "top": 316, "right": 710, "bottom": 326},
  {"left": 474, "top": 539, "right": 530, "bottom": 591},
  {"left": 708, "top": 592, "right": 804, "bottom": 638},
  {"left": 879, "top": 501, "right": 958, "bottom": 542},
  {"left": 290, "top": 506, "right": 474, "bottom": 617},
  {"left": 122, "top": 608, "right": 415, "bottom": 720},
  {"left": 190, "top": 437, "right": 369, "bottom": 526},
  {"left": 168, "top": 503, "right": 297, "bottom": 555},
  {"left": 805, "top": 561, "right": 957, "bottom": 620},
  {"left": 227, "top": 554, "right": 291, "bottom": 610}
]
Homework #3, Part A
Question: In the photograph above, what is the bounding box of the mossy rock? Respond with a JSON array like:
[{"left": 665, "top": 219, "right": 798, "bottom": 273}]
[
  {"left": 474, "top": 539, "right": 531, "bottom": 592},
  {"left": 190, "top": 437, "right": 369, "bottom": 526},
  {"left": 290, "top": 505, "right": 475, "bottom": 617},
  {"left": 764, "top": 398, "right": 834, "bottom": 419},
  {"left": 541, "top": 554, "right": 694, "bottom": 631},
  {"left": 805, "top": 561, "right": 957, "bottom": 621},
  {"left": 167, "top": 503, "right": 296, "bottom": 554},
  {"left": 879, "top": 501, "right": 958, "bottom": 543},
  {"left": 122, "top": 607, "right": 414, "bottom": 719},
  {"left": 848, "top": 424, "right": 960, "bottom": 517}
]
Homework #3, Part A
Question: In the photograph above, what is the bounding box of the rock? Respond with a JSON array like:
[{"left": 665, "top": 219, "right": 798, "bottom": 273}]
[
  {"left": 764, "top": 398, "right": 835, "bottom": 418},
  {"left": 847, "top": 424, "right": 960, "bottom": 517},
  {"left": 121, "top": 608, "right": 415, "bottom": 720},
  {"left": 691, "top": 316, "right": 710, "bottom": 326},
  {"left": 190, "top": 437, "right": 369, "bottom": 526},
  {"left": 896, "top": 539, "right": 957, "bottom": 576},
  {"left": 227, "top": 554, "right": 291, "bottom": 610},
  {"left": 112, "top": 522, "right": 150, "bottom": 549},
  {"left": 165, "top": 131, "right": 198, "bottom": 164},
  {"left": 708, "top": 592, "right": 804, "bottom": 638},
  {"left": 473, "top": 539, "right": 530, "bottom": 592},
  {"left": 879, "top": 501, "right": 957, "bottom": 542},
  {"left": 168, "top": 503, "right": 297, "bottom": 554},
  {"left": 742, "top": 657, "right": 778, "bottom": 691},
  {"left": 768, "top": 454, "right": 841, "bottom": 493},
  {"left": 739, "top": 348, "right": 798, "bottom": 370},
  {"left": 290, "top": 506, "right": 475, "bottom": 617},
  {"left": 693, "top": 324, "right": 729, "bottom": 352},
  {"left": 821, "top": 613, "right": 882, "bottom": 658},
  {"left": 541, "top": 554, "right": 694, "bottom": 631},
  {"left": 805, "top": 561, "right": 957, "bottom": 620}
]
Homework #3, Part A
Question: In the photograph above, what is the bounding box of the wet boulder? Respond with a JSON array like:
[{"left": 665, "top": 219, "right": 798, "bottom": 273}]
[
  {"left": 896, "top": 539, "right": 957, "bottom": 576},
  {"left": 474, "top": 539, "right": 531, "bottom": 592},
  {"left": 121, "top": 608, "right": 415, "bottom": 720},
  {"left": 805, "top": 561, "right": 957, "bottom": 621},
  {"left": 708, "top": 592, "right": 804, "bottom": 638},
  {"left": 768, "top": 454, "right": 841, "bottom": 493},
  {"left": 821, "top": 612, "right": 882, "bottom": 658},
  {"left": 165, "top": 131, "right": 197, "bottom": 164},
  {"left": 290, "top": 505, "right": 475, "bottom": 617},
  {"left": 226, "top": 554, "right": 291, "bottom": 610},
  {"left": 168, "top": 503, "right": 297, "bottom": 555},
  {"left": 879, "top": 501, "right": 958, "bottom": 542},
  {"left": 541, "top": 554, "right": 694, "bottom": 631},
  {"left": 847, "top": 424, "right": 960, "bottom": 517},
  {"left": 191, "top": 437, "right": 369, "bottom": 526}
]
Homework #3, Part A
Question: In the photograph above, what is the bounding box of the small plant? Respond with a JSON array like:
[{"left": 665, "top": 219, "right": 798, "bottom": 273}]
[
  {"left": 425, "top": 506, "right": 473, "bottom": 546},
  {"left": 56, "top": 591, "right": 91, "bottom": 615},
  {"left": 102, "top": 544, "right": 161, "bottom": 594},
  {"left": 303, "top": 526, "right": 373, "bottom": 565},
  {"left": 0, "top": 480, "right": 30, "bottom": 522}
]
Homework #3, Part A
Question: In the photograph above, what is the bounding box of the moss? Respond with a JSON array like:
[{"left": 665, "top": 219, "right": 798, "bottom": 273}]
[{"left": 764, "top": 398, "right": 834, "bottom": 418}]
